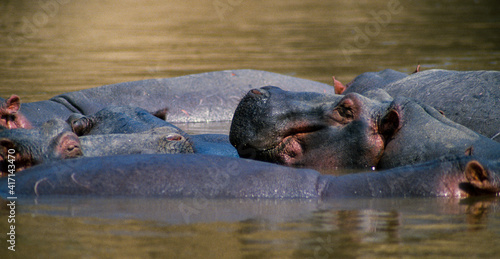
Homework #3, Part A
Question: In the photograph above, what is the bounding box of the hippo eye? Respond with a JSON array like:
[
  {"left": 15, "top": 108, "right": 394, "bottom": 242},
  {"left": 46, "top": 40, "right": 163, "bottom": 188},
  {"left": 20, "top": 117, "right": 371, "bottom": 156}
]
[
  {"left": 339, "top": 106, "right": 354, "bottom": 119},
  {"left": 330, "top": 106, "right": 354, "bottom": 124}
]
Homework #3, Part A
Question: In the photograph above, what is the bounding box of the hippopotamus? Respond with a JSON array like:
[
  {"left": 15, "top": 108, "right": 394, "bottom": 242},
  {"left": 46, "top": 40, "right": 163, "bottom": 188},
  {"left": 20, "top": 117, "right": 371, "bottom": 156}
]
[
  {"left": 68, "top": 106, "right": 187, "bottom": 136},
  {"left": 0, "top": 105, "right": 236, "bottom": 173},
  {"left": 0, "top": 119, "right": 82, "bottom": 175},
  {"left": 339, "top": 69, "right": 500, "bottom": 140},
  {"left": 229, "top": 86, "right": 500, "bottom": 171},
  {"left": 69, "top": 105, "right": 237, "bottom": 157},
  {"left": 18, "top": 70, "right": 335, "bottom": 127},
  {"left": 0, "top": 154, "right": 498, "bottom": 198},
  {"left": 0, "top": 95, "right": 32, "bottom": 129},
  {"left": 0, "top": 122, "right": 195, "bottom": 174},
  {"left": 79, "top": 129, "right": 194, "bottom": 157}
]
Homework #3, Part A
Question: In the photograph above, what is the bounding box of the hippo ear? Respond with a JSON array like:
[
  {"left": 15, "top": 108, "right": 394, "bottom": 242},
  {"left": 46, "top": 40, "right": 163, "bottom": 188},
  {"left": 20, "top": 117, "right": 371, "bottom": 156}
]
[
  {"left": 332, "top": 76, "right": 346, "bottom": 94},
  {"left": 378, "top": 109, "right": 400, "bottom": 143},
  {"left": 465, "top": 160, "right": 489, "bottom": 187},
  {"left": 465, "top": 146, "right": 474, "bottom": 156},
  {"left": 48, "top": 132, "right": 83, "bottom": 160},
  {"left": 71, "top": 116, "right": 93, "bottom": 136},
  {"left": 4, "top": 95, "right": 21, "bottom": 113},
  {"left": 152, "top": 108, "right": 169, "bottom": 120},
  {"left": 463, "top": 160, "right": 500, "bottom": 195}
]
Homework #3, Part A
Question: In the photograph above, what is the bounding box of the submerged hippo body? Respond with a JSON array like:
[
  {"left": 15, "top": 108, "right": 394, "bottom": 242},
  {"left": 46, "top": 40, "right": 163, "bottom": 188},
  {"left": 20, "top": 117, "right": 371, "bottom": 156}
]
[
  {"left": 1, "top": 105, "right": 234, "bottom": 172},
  {"left": 79, "top": 129, "right": 194, "bottom": 157},
  {"left": 0, "top": 121, "right": 195, "bottom": 173},
  {"left": 0, "top": 154, "right": 498, "bottom": 198},
  {"left": 343, "top": 69, "right": 500, "bottom": 140},
  {"left": 20, "top": 70, "right": 335, "bottom": 127},
  {"left": 70, "top": 106, "right": 236, "bottom": 156},
  {"left": 69, "top": 106, "right": 187, "bottom": 136},
  {"left": 230, "top": 87, "right": 500, "bottom": 171}
]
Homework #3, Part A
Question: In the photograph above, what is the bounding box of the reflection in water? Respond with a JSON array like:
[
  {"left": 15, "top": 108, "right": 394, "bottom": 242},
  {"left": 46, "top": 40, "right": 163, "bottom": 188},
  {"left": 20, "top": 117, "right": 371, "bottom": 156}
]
[{"left": 1, "top": 197, "right": 500, "bottom": 257}]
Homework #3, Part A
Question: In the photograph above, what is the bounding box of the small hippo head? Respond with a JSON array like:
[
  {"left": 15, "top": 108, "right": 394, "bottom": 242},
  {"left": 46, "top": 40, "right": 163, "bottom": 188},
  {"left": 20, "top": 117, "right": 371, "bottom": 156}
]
[{"left": 0, "top": 120, "right": 83, "bottom": 176}]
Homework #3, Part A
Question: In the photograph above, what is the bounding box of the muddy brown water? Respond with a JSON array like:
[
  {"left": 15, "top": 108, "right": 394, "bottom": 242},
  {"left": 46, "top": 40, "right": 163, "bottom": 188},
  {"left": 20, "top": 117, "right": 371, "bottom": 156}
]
[{"left": 1, "top": 0, "right": 500, "bottom": 258}]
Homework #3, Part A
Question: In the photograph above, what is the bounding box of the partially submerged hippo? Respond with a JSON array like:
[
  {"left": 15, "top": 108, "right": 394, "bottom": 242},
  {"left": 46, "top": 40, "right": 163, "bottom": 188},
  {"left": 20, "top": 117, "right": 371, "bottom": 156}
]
[
  {"left": 19, "top": 70, "right": 335, "bottom": 127},
  {"left": 69, "top": 106, "right": 187, "bottom": 136},
  {"left": 0, "top": 119, "right": 82, "bottom": 175},
  {"left": 70, "top": 105, "right": 236, "bottom": 156},
  {"left": 0, "top": 105, "right": 236, "bottom": 173},
  {"left": 230, "top": 87, "right": 500, "bottom": 171},
  {"left": 1, "top": 154, "right": 498, "bottom": 198},
  {"left": 340, "top": 69, "right": 500, "bottom": 140},
  {"left": 79, "top": 129, "right": 194, "bottom": 157}
]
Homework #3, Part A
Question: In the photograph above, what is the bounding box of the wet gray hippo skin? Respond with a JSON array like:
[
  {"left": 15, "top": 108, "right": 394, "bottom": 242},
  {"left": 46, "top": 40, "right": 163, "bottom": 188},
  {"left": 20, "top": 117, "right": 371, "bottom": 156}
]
[
  {"left": 19, "top": 70, "right": 335, "bottom": 127},
  {"left": 0, "top": 154, "right": 498, "bottom": 198},
  {"left": 70, "top": 106, "right": 237, "bottom": 157},
  {"left": 0, "top": 119, "right": 82, "bottom": 175},
  {"left": 0, "top": 120, "right": 195, "bottom": 173},
  {"left": 342, "top": 69, "right": 500, "bottom": 140},
  {"left": 69, "top": 106, "right": 187, "bottom": 136},
  {"left": 79, "top": 129, "right": 194, "bottom": 157},
  {"left": 1, "top": 106, "right": 234, "bottom": 171},
  {"left": 230, "top": 87, "right": 500, "bottom": 170}
]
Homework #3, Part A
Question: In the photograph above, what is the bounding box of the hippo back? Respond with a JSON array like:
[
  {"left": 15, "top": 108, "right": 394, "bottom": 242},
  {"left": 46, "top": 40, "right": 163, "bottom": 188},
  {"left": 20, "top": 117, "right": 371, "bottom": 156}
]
[{"left": 48, "top": 69, "right": 335, "bottom": 123}]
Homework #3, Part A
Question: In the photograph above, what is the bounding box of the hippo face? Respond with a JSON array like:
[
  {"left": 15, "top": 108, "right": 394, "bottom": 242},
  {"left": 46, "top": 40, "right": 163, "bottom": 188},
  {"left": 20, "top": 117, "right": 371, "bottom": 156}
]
[
  {"left": 230, "top": 87, "right": 500, "bottom": 171},
  {"left": 0, "top": 121, "right": 83, "bottom": 175},
  {"left": 230, "top": 86, "right": 393, "bottom": 170}
]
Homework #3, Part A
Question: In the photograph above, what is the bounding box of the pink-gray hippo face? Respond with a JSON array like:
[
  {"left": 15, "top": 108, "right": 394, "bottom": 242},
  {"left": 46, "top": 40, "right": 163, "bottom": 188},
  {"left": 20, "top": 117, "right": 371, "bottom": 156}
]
[
  {"left": 230, "top": 87, "right": 500, "bottom": 171},
  {"left": 230, "top": 86, "right": 395, "bottom": 171}
]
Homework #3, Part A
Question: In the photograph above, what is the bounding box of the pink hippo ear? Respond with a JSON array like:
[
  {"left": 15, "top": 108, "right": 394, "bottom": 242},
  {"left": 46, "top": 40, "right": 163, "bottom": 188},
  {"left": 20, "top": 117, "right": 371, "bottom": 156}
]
[
  {"left": 378, "top": 108, "right": 400, "bottom": 144},
  {"left": 412, "top": 64, "right": 421, "bottom": 74},
  {"left": 0, "top": 95, "right": 32, "bottom": 129},
  {"left": 4, "top": 95, "right": 21, "bottom": 114},
  {"left": 332, "top": 76, "right": 346, "bottom": 94},
  {"left": 463, "top": 160, "right": 500, "bottom": 196}
]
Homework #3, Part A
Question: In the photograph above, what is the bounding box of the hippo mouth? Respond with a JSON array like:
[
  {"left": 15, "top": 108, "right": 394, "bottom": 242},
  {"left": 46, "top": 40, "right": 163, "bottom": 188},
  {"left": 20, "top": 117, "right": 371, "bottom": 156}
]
[{"left": 253, "top": 123, "right": 327, "bottom": 166}]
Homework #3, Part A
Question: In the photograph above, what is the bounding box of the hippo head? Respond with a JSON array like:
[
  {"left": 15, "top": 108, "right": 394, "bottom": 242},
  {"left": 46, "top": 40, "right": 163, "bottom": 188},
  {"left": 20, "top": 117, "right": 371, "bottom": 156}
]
[
  {"left": 231, "top": 86, "right": 500, "bottom": 171},
  {"left": 0, "top": 120, "right": 83, "bottom": 175},
  {"left": 230, "top": 86, "right": 398, "bottom": 171},
  {"left": 69, "top": 106, "right": 188, "bottom": 137}
]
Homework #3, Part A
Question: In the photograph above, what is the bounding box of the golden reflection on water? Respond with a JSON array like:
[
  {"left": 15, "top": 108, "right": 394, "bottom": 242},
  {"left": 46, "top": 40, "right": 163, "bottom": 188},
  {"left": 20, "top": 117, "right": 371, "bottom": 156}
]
[
  {"left": 1, "top": 197, "right": 500, "bottom": 258},
  {"left": 0, "top": 0, "right": 499, "bottom": 102}
]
